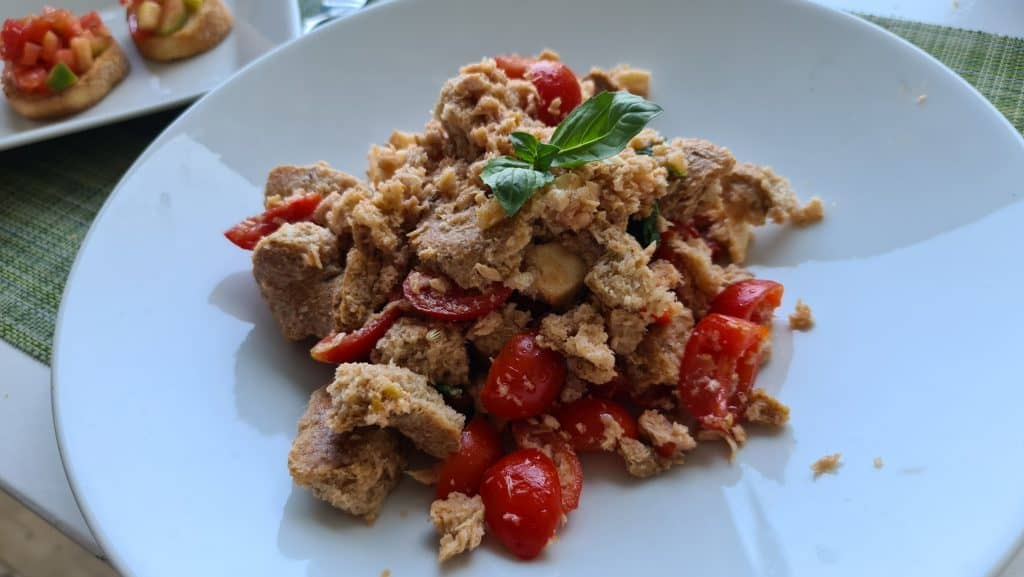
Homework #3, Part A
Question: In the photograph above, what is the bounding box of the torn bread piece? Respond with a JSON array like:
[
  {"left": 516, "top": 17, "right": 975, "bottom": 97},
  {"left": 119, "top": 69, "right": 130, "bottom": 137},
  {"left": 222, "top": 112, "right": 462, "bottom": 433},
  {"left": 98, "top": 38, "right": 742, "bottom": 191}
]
[
  {"left": 288, "top": 388, "right": 405, "bottom": 522},
  {"left": 429, "top": 492, "right": 485, "bottom": 562},
  {"left": 326, "top": 363, "right": 465, "bottom": 458},
  {"left": 811, "top": 453, "right": 843, "bottom": 478},
  {"left": 788, "top": 299, "right": 815, "bottom": 331}
]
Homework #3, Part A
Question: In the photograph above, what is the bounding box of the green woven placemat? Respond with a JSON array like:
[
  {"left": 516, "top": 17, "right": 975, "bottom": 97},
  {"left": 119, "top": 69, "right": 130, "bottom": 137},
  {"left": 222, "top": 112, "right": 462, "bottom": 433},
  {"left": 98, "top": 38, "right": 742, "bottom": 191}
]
[{"left": 1, "top": 17, "right": 1023, "bottom": 365}]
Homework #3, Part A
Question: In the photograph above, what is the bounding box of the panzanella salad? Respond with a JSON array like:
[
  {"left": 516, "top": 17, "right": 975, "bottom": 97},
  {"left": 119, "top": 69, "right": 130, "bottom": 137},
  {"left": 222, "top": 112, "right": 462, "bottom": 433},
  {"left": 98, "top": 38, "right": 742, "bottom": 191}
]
[{"left": 224, "top": 50, "right": 822, "bottom": 562}]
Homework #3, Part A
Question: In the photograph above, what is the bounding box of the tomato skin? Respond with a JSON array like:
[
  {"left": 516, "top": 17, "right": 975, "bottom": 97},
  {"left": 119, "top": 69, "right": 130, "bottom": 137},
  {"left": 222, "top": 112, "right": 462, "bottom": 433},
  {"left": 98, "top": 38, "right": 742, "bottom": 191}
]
[
  {"left": 710, "top": 279, "right": 784, "bottom": 324},
  {"left": 402, "top": 270, "right": 512, "bottom": 322},
  {"left": 481, "top": 332, "right": 566, "bottom": 420},
  {"left": 527, "top": 61, "right": 582, "bottom": 126},
  {"left": 436, "top": 418, "right": 504, "bottom": 499},
  {"left": 2, "top": 19, "right": 26, "bottom": 61},
  {"left": 310, "top": 301, "right": 404, "bottom": 364},
  {"left": 494, "top": 54, "right": 534, "bottom": 79},
  {"left": 678, "top": 313, "right": 770, "bottom": 431},
  {"left": 79, "top": 11, "right": 104, "bottom": 32},
  {"left": 224, "top": 193, "right": 322, "bottom": 250},
  {"left": 10, "top": 66, "right": 46, "bottom": 93},
  {"left": 512, "top": 421, "right": 583, "bottom": 512},
  {"left": 480, "top": 449, "right": 563, "bottom": 560},
  {"left": 556, "top": 397, "right": 638, "bottom": 452}
]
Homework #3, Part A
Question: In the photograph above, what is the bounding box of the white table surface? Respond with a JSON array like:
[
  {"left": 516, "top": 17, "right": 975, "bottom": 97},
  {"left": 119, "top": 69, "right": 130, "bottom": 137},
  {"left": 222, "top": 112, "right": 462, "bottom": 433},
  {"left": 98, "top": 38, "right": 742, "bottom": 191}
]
[{"left": 1, "top": 0, "right": 1021, "bottom": 572}]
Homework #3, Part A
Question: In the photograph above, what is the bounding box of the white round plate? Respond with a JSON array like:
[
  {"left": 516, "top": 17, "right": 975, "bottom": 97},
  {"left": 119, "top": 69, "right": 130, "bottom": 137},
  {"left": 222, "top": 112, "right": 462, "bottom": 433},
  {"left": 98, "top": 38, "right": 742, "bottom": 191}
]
[{"left": 53, "top": 0, "right": 1024, "bottom": 576}]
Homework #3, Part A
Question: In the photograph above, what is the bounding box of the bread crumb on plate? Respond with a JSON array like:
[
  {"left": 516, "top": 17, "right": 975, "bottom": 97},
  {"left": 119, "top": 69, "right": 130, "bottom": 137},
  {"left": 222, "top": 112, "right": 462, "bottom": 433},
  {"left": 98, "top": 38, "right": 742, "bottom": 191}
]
[
  {"left": 874, "top": 457, "right": 884, "bottom": 469},
  {"left": 789, "top": 299, "right": 814, "bottom": 331},
  {"left": 811, "top": 453, "right": 842, "bottom": 478}
]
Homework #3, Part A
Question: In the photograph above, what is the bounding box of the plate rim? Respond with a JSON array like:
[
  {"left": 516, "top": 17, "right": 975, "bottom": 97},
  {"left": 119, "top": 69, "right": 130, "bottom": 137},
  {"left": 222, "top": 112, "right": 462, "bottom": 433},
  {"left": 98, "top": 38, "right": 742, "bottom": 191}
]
[{"left": 49, "top": 1, "right": 1024, "bottom": 575}]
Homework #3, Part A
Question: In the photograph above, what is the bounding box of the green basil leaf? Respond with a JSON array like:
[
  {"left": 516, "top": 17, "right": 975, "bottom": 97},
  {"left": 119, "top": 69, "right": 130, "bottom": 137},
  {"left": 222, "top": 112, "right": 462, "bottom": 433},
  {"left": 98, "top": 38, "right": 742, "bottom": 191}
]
[
  {"left": 534, "top": 142, "right": 560, "bottom": 171},
  {"left": 511, "top": 132, "right": 559, "bottom": 171},
  {"left": 628, "top": 202, "right": 661, "bottom": 248},
  {"left": 481, "top": 156, "right": 556, "bottom": 216},
  {"left": 549, "top": 91, "right": 663, "bottom": 169},
  {"left": 510, "top": 132, "right": 539, "bottom": 164}
]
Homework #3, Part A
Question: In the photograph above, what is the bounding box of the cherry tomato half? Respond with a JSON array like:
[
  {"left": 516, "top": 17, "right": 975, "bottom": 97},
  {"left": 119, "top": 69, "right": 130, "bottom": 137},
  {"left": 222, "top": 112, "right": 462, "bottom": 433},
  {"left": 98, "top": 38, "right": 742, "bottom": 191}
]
[
  {"left": 709, "top": 279, "right": 784, "bottom": 324},
  {"left": 678, "top": 313, "right": 770, "bottom": 431},
  {"left": 480, "top": 449, "right": 563, "bottom": 560},
  {"left": 494, "top": 54, "right": 534, "bottom": 79},
  {"left": 512, "top": 421, "right": 583, "bottom": 512},
  {"left": 224, "top": 193, "right": 322, "bottom": 250},
  {"left": 436, "top": 418, "right": 504, "bottom": 500},
  {"left": 527, "top": 60, "right": 582, "bottom": 126},
  {"left": 310, "top": 301, "right": 404, "bottom": 364},
  {"left": 481, "top": 332, "right": 565, "bottom": 420},
  {"left": 402, "top": 270, "right": 512, "bottom": 322},
  {"left": 555, "top": 397, "right": 638, "bottom": 452}
]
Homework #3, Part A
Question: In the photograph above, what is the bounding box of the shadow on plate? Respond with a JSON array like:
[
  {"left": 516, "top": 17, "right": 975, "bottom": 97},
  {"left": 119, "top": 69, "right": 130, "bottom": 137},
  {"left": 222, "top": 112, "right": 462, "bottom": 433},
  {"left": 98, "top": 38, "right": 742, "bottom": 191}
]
[{"left": 209, "top": 271, "right": 334, "bottom": 436}]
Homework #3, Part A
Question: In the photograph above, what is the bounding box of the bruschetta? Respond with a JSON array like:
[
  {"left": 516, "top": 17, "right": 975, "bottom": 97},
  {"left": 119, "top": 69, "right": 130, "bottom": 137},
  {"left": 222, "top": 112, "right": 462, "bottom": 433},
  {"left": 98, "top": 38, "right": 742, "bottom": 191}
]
[
  {"left": 123, "top": 0, "right": 233, "bottom": 62},
  {"left": 1, "top": 8, "right": 128, "bottom": 120}
]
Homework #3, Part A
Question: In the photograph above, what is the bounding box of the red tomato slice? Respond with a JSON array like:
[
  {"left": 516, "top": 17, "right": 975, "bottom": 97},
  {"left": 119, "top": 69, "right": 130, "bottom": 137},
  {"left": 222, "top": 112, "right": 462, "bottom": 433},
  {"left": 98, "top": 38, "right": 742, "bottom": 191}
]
[
  {"left": 481, "top": 332, "right": 565, "bottom": 420},
  {"left": 79, "top": 11, "right": 104, "bottom": 32},
  {"left": 527, "top": 60, "right": 582, "bottom": 126},
  {"left": 435, "top": 418, "right": 504, "bottom": 500},
  {"left": 13, "top": 66, "right": 47, "bottom": 93},
  {"left": 23, "top": 17, "right": 51, "bottom": 45},
  {"left": 224, "top": 193, "right": 322, "bottom": 250},
  {"left": 709, "top": 279, "right": 784, "bottom": 324},
  {"left": 310, "top": 301, "right": 404, "bottom": 364},
  {"left": 1, "top": 19, "right": 26, "bottom": 61},
  {"left": 494, "top": 54, "right": 534, "bottom": 79},
  {"left": 678, "top": 313, "right": 770, "bottom": 431},
  {"left": 511, "top": 420, "right": 584, "bottom": 512},
  {"left": 402, "top": 270, "right": 512, "bottom": 322},
  {"left": 555, "top": 397, "right": 638, "bottom": 453},
  {"left": 480, "top": 449, "right": 563, "bottom": 560}
]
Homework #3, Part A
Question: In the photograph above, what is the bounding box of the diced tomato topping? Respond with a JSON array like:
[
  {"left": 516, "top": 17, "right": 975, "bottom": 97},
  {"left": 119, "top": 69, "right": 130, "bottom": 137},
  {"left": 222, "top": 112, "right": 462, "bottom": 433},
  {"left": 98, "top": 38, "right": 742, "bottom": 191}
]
[
  {"left": 402, "top": 270, "right": 512, "bottom": 322},
  {"left": 709, "top": 279, "right": 784, "bottom": 324},
  {"left": 223, "top": 193, "right": 322, "bottom": 250},
  {"left": 23, "top": 17, "right": 51, "bottom": 44},
  {"left": 481, "top": 332, "right": 565, "bottom": 420},
  {"left": 125, "top": 10, "right": 150, "bottom": 42},
  {"left": 310, "top": 301, "right": 404, "bottom": 364},
  {"left": 19, "top": 42, "right": 40, "bottom": 67},
  {"left": 678, "top": 313, "right": 771, "bottom": 431},
  {"left": 3, "top": 9, "right": 109, "bottom": 96},
  {"left": 479, "top": 449, "right": 563, "bottom": 560},
  {"left": 10, "top": 67, "right": 46, "bottom": 93},
  {"left": 435, "top": 418, "right": 504, "bottom": 500},
  {"left": 527, "top": 60, "right": 582, "bottom": 126},
  {"left": 511, "top": 420, "right": 583, "bottom": 512},
  {"left": 494, "top": 54, "right": 534, "bottom": 79},
  {"left": 555, "top": 397, "right": 638, "bottom": 452},
  {"left": 54, "top": 48, "right": 74, "bottom": 68},
  {"left": 1, "top": 19, "right": 26, "bottom": 61},
  {"left": 79, "top": 11, "right": 104, "bottom": 32}
]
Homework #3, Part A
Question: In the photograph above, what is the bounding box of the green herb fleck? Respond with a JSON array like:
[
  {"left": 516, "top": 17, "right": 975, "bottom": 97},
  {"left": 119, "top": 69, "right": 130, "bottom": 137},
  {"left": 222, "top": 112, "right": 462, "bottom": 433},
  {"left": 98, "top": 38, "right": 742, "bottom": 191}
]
[
  {"left": 433, "top": 383, "right": 464, "bottom": 398},
  {"left": 636, "top": 145, "right": 654, "bottom": 156},
  {"left": 628, "top": 202, "right": 661, "bottom": 248}
]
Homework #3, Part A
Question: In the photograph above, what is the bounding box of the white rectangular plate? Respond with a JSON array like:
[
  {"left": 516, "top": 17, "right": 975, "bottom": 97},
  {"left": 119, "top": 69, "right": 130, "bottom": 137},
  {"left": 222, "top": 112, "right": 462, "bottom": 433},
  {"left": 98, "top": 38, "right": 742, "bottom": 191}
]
[{"left": 0, "top": 0, "right": 300, "bottom": 151}]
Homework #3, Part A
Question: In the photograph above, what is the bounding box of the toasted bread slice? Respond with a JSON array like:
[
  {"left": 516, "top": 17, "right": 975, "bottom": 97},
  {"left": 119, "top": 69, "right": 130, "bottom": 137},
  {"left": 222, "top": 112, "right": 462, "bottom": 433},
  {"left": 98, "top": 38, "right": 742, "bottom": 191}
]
[
  {"left": 3, "top": 42, "right": 129, "bottom": 121},
  {"left": 133, "top": 0, "right": 233, "bottom": 61}
]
